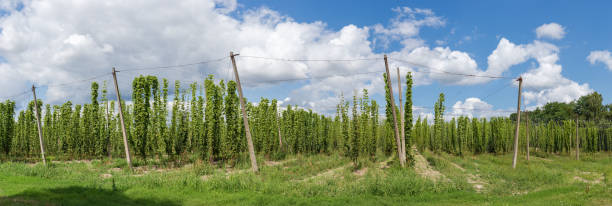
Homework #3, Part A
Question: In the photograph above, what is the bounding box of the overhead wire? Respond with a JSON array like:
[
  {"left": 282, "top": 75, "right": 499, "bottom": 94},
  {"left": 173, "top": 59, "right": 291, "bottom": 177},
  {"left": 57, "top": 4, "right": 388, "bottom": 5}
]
[
  {"left": 1, "top": 54, "right": 523, "bottom": 119},
  {"left": 43, "top": 73, "right": 112, "bottom": 89},
  {"left": 412, "top": 105, "right": 515, "bottom": 113},
  {"left": 116, "top": 56, "right": 228, "bottom": 72},
  {"left": 481, "top": 81, "right": 515, "bottom": 101},
  {"left": 389, "top": 57, "right": 514, "bottom": 79},
  {"left": 238, "top": 55, "right": 383, "bottom": 62},
  {"left": 241, "top": 70, "right": 382, "bottom": 84},
  {"left": 0, "top": 90, "right": 30, "bottom": 102}
]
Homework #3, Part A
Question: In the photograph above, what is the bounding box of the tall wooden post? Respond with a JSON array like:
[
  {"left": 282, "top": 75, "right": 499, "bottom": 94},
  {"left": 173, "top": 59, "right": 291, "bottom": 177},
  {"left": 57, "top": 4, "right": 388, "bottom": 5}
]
[
  {"left": 106, "top": 99, "right": 112, "bottom": 160},
  {"left": 112, "top": 67, "right": 133, "bottom": 169},
  {"left": 384, "top": 55, "right": 405, "bottom": 167},
  {"left": 512, "top": 77, "right": 522, "bottom": 169},
  {"left": 230, "top": 51, "right": 259, "bottom": 173},
  {"left": 32, "top": 85, "right": 46, "bottom": 165},
  {"left": 277, "top": 110, "right": 283, "bottom": 151},
  {"left": 397, "top": 67, "right": 406, "bottom": 157},
  {"left": 576, "top": 117, "right": 579, "bottom": 160},
  {"left": 526, "top": 109, "right": 530, "bottom": 162}
]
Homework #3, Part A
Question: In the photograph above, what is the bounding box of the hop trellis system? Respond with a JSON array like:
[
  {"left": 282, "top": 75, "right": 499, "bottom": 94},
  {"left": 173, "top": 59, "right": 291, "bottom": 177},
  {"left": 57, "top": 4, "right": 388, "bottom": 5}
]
[{"left": 1, "top": 53, "right": 611, "bottom": 172}]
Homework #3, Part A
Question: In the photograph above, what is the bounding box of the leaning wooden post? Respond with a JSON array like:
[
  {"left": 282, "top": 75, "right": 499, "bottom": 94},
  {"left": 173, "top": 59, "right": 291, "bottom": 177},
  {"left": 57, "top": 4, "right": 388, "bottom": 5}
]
[
  {"left": 32, "top": 85, "right": 46, "bottom": 165},
  {"left": 230, "top": 51, "right": 259, "bottom": 173},
  {"left": 512, "top": 77, "right": 522, "bottom": 169},
  {"left": 397, "top": 67, "right": 406, "bottom": 157},
  {"left": 384, "top": 55, "right": 405, "bottom": 167},
  {"left": 112, "top": 67, "right": 133, "bottom": 169},
  {"left": 575, "top": 117, "right": 579, "bottom": 160}
]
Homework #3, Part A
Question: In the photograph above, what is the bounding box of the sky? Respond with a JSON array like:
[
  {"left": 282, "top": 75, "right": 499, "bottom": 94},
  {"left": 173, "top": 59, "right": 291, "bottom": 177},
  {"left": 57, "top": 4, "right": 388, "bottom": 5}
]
[{"left": 1, "top": 0, "right": 611, "bottom": 119}]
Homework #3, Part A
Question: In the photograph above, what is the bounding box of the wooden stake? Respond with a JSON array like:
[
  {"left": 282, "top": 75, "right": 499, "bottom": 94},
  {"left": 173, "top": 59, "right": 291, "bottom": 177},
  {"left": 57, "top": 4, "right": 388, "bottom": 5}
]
[
  {"left": 112, "top": 67, "right": 133, "bottom": 169},
  {"left": 31, "top": 85, "right": 46, "bottom": 165},
  {"left": 576, "top": 117, "right": 579, "bottom": 160},
  {"left": 230, "top": 51, "right": 259, "bottom": 173},
  {"left": 384, "top": 55, "right": 405, "bottom": 167},
  {"left": 512, "top": 77, "right": 522, "bottom": 169}
]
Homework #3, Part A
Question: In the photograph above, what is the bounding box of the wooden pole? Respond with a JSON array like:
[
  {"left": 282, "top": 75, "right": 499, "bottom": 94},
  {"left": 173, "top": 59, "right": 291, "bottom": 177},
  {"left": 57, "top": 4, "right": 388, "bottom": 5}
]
[
  {"left": 384, "top": 55, "right": 405, "bottom": 167},
  {"left": 526, "top": 109, "right": 530, "bottom": 162},
  {"left": 576, "top": 117, "right": 579, "bottom": 160},
  {"left": 112, "top": 67, "right": 132, "bottom": 169},
  {"left": 230, "top": 51, "right": 259, "bottom": 173},
  {"left": 277, "top": 110, "right": 283, "bottom": 151},
  {"left": 397, "top": 67, "right": 406, "bottom": 157},
  {"left": 31, "top": 85, "right": 46, "bottom": 165},
  {"left": 107, "top": 100, "right": 112, "bottom": 160},
  {"left": 512, "top": 77, "right": 522, "bottom": 169}
]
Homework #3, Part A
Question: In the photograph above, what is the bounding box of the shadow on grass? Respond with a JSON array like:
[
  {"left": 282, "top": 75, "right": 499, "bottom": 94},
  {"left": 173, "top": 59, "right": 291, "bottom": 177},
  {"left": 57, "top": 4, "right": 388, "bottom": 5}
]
[{"left": 0, "top": 186, "right": 180, "bottom": 206}]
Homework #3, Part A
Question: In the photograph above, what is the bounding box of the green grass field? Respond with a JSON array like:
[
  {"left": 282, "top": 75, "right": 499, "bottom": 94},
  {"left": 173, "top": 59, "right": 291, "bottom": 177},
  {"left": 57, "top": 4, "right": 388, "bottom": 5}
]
[{"left": 0, "top": 151, "right": 610, "bottom": 206}]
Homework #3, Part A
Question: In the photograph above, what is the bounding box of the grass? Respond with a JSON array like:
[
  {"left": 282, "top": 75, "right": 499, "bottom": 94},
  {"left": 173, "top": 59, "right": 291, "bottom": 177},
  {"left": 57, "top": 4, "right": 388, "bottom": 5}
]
[{"left": 0, "top": 151, "right": 610, "bottom": 205}]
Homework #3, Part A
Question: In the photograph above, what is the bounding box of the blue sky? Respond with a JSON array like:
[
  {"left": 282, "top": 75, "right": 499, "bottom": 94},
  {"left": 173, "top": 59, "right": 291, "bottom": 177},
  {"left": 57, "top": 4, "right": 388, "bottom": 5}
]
[
  {"left": 0, "top": 0, "right": 611, "bottom": 118},
  {"left": 238, "top": 0, "right": 612, "bottom": 110}
]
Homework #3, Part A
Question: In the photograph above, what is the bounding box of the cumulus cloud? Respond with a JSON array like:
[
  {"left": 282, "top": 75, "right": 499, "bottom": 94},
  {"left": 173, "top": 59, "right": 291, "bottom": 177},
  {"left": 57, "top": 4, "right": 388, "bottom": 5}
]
[
  {"left": 0, "top": 1, "right": 467, "bottom": 114},
  {"left": 0, "top": 1, "right": 593, "bottom": 117},
  {"left": 535, "top": 23, "right": 566, "bottom": 40},
  {"left": 587, "top": 50, "right": 612, "bottom": 71},
  {"left": 485, "top": 37, "right": 592, "bottom": 106},
  {"left": 523, "top": 82, "right": 592, "bottom": 106},
  {"left": 450, "top": 97, "right": 511, "bottom": 119},
  {"left": 390, "top": 46, "right": 489, "bottom": 85},
  {"left": 373, "top": 7, "right": 444, "bottom": 49}
]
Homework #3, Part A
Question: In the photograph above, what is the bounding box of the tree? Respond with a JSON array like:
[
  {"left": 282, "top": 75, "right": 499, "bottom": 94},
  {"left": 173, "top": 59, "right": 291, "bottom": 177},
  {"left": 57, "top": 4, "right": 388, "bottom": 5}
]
[{"left": 575, "top": 92, "right": 604, "bottom": 121}]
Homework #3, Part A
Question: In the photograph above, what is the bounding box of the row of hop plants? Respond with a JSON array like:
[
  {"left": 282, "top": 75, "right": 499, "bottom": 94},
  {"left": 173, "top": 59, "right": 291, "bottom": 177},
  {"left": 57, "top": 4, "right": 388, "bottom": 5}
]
[
  {"left": 0, "top": 74, "right": 396, "bottom": 164},
  {"left": 412, "top": 105, "right": 612, "bottom": 156},
  {"left": 1, "top": 72, "right": 610, "bottom": 165}
]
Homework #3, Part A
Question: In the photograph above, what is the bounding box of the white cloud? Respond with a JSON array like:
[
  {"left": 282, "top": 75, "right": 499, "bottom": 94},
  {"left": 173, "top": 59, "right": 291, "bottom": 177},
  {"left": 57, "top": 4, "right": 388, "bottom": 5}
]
[
  {"left": 390, "top": 46, "right": 489, "bottom": 85},
  {"left": 450, "top": 97, "right": 511, "bottom": 119},
  {"left": 486, "top": 38, "right": 529, "bottom": 76},
  {"left": 485, "top": 37, "right": 592, "bottom": 107},
  {"left": 535, "top": 22, "right": 566, "bottom": 40},
  {"left": 587, "top": 50, "right": 612, "bottom": 71},
  {"left": 373, "top": 7, "right": 444, "bottom": 49},
  {"left": 0, "top": 1, "right": 593, "bottom": 116},
  {"left": 523, "top": 82, "right": 592, "bottom": 106},
  {"left": 0, "top": 1, "right": 522, "bottom": 115}
]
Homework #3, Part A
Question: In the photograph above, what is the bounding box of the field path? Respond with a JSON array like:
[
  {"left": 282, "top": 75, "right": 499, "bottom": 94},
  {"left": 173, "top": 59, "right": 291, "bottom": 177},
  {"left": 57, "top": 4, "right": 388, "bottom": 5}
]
[
  {"left": 301, "top": 163, "right": 351, "bottom": 182},
  {"left": 412, "top": 147, "right": 448, "bottom": 182},
  {"left": 448, "top": 161, "right": 487, "bottom": 192},
  {"left": 265, "top": 158, "right": 297, "bottom": 167},
  {"left": 379, "top": 155, "right": 394, "bottom": 169}
]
